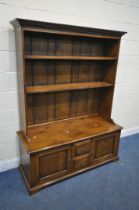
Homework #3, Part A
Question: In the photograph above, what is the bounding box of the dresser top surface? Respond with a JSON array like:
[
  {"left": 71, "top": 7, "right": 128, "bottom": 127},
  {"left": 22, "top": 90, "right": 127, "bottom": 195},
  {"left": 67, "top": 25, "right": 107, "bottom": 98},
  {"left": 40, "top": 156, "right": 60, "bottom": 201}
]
[{"left": 18, "top": 115, "right": 122, "bottom": 154}]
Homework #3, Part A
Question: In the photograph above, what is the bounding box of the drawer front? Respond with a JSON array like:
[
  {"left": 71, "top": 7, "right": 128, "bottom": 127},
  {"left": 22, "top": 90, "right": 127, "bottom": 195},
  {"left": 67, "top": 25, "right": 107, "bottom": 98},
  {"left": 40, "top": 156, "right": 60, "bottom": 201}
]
[
  {"left": 72, "top": 154, "right": 91, "bottom": 171},
  {"left": 72, "top": 139, "right": 92, "bottom": 157},
  {"left": 93, "top": 132, "right": 120, "bottom": 163}
]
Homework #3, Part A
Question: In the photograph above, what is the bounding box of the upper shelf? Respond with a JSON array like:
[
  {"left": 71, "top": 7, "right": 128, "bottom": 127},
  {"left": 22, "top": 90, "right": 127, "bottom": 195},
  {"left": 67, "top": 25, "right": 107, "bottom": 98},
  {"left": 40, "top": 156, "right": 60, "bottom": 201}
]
[
  {"left": 26, "top": 81, "right": 113, "bottom": 94},
  {"left": 25, "top": 55, "right": 118, "bottom": 61}
]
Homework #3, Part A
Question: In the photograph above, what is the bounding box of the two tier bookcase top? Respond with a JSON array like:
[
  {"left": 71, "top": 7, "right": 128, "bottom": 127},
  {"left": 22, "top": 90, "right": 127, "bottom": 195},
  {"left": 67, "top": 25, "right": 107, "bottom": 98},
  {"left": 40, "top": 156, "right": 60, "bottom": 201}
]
[{"left": 11, "top": 18, "right": 126, "bottom": 194}]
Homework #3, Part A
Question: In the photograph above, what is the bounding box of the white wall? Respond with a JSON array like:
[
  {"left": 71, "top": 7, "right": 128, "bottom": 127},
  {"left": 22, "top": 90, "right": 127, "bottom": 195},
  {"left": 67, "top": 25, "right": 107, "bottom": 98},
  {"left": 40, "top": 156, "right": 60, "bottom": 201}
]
[{"left": 0, "top": 0, "right": 139, "bottom": 172}]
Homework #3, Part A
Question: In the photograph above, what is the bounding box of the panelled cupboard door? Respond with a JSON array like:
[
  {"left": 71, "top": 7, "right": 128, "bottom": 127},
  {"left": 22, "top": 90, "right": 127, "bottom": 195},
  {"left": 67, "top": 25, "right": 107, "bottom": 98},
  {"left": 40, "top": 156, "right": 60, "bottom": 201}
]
[
  {"left": 93, "top": 132, "right": 120, "bottom": 163},
  {"left": 31, "top": 146, "right": 71, "bottom": 185}
]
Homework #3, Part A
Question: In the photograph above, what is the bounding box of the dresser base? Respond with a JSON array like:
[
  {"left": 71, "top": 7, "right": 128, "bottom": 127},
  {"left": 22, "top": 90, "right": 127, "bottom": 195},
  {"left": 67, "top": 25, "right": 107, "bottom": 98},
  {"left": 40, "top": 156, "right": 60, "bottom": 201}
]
[
  {"left": 20, "top": 156, "right": 119, "bottom": 194},
  {"left": 19, "top": 129, "right": 121, "bottom": 194}
]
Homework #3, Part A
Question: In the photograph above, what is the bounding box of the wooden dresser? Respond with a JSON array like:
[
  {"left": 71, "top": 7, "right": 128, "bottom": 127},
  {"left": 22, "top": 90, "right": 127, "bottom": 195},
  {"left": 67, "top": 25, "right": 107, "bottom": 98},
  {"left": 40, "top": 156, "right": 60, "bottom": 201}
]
[{"left": 11, "top": 18, "right": 126, "bottom": 194}]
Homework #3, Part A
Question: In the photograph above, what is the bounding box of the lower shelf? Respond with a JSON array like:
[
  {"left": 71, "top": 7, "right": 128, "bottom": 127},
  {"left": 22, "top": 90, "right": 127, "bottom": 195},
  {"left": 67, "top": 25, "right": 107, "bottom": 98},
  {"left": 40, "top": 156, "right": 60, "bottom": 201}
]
[{"left": 19, "top": 127, "right": 121, "bottom": 194}]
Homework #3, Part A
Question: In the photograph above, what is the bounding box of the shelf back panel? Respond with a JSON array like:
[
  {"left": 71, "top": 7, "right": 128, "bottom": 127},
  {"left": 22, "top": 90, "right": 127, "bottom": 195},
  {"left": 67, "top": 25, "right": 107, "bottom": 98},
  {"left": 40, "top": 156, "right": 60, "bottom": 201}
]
[
  {"left": 24, "top": 32, "right": 119, "bottom": 57},
  {"left": 25, "top": 60, "right": 117, "bottom": 86},
  {"left": 26, "top": 89, "right": 100, "bottom": 126}
]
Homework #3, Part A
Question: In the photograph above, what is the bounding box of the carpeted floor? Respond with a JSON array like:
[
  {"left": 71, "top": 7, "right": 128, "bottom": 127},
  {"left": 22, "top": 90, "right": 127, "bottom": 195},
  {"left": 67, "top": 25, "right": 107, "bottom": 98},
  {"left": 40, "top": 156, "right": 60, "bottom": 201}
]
[{"left": 0, "top": 134, "right": 139, "bottom": 210}]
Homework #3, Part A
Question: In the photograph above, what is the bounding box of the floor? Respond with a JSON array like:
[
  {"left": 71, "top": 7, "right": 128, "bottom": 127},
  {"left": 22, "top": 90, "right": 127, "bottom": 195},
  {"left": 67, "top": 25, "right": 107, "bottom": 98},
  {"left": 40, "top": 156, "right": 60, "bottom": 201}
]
[{"left": 0, "top": 134, "right": 139, "bottom": 210}]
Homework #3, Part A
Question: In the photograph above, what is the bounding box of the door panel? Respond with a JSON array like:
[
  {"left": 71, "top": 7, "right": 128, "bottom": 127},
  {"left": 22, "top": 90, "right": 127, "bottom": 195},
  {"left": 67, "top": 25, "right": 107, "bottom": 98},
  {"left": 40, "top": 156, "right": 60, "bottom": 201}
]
[
  {"left": 32, "top": 146, "right": 71, "bottom": 184},
  {"left": 95, "top": 136, "right": 114, "bottom": 159},
  {"left": 39, "top": 150, "right": 68, "bottom": 178},
  {"left": 93, "top": 132, "right": 120, "bottom": 163}
]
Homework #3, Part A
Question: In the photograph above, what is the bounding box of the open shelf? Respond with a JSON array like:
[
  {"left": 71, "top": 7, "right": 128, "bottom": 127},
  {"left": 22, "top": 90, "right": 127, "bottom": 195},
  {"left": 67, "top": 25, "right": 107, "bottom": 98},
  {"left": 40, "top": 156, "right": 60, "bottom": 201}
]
[
  {"left": 22, "top": 115, "right": 122, "bottom": 153},
  {"left": 25, "top": 55, "right": 118, "bottom": 61},
  {"left": 26, "top": 81, "right": 113, "bottom": 94}
]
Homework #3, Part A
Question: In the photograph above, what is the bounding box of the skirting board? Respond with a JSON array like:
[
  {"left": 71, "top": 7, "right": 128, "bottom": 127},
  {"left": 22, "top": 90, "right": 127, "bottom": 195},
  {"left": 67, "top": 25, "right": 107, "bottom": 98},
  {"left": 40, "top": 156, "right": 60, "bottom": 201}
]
[
  {"left": 121, "top": 127, "right": 139, "bottom": 138},
  {"left": 0, "top": 128, "right": 139, "bottom": 173},
  {"left": 0, "top": 157, "right": 19, "bottom": 173}
]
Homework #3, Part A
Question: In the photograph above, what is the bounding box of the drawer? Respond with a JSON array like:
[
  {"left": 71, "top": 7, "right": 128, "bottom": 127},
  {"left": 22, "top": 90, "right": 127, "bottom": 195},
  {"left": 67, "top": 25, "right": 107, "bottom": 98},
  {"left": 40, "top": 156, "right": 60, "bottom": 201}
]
[
  {"left": 72, "top": 139, "right": 92, "bottom": 157},
  {"left": 72, "top": 154, "right": 91, "bottom": 171},
  {"left": 72, "top": 155, "right": 91, "bottom": 171}
]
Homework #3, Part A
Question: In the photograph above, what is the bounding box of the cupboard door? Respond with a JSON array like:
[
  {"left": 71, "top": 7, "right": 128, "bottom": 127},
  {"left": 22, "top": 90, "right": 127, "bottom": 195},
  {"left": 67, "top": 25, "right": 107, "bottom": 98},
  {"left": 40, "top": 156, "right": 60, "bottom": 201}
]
[
  {"left": 31, "top": 146, "right": 71, "bottom": 184},
  {"left": 93, "top": 132, "right": 120, "bottom": 163}
]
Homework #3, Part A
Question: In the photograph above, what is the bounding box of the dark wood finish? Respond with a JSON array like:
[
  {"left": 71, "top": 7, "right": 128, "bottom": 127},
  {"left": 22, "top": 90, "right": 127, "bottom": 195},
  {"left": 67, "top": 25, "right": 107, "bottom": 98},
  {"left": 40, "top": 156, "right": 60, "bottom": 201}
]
[
  {"left": 26, "top": 82, "right": 113, "bottom": 94},
  {"left": 14, "top": 27, "right": 27, "bottom": 132},
  {"left": 26, "top": 90, "right": 101, "bottom": 125},
  {"left": 19, "top": 115, "right": 122, "bottom": 153},
  {"left": 35, "top": 146, "right": 71, "bottom": 182},
  {"left": 19, "top": 130, "right": 121, "bottom": 194},
  {"left": 11, "top": 18, "right": 126, "bottom": 194},
  {"left": 72, "top": 139, "right": 92, "bottom": 157},
  {"left": 25, "top": 55, "right": 118, "bottom": 60},
  {"left": 11, "top": 18, "right": 126, "bottom": 38}
]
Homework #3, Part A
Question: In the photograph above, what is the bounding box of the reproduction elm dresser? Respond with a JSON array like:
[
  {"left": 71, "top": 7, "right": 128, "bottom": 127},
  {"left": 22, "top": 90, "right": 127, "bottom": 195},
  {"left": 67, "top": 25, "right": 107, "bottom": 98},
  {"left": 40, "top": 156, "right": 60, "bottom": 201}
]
[{"left": 11, "top": 18, "right": 126, "bottom": 194}]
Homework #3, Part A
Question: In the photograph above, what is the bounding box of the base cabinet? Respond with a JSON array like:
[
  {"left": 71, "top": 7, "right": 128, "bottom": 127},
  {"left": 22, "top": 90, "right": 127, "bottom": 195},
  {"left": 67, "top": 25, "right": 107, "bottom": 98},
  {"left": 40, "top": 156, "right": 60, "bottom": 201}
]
[{"left": 20, "top": 131, "right": 121, "bottom": 194}]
